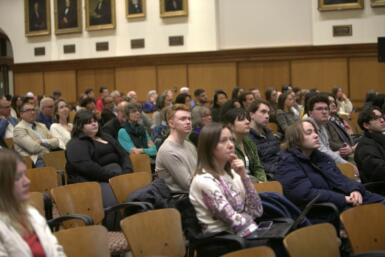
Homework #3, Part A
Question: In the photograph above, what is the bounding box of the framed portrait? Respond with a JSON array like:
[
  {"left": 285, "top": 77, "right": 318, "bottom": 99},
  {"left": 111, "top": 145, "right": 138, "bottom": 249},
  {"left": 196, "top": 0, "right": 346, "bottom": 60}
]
[
  {"left": 160, "top": 0, "right": 188, "bottom": 18},
  {"left": 318, "top": 0, "right": 364, "bottom": 11},
  {"left": 54, "top": 0, "right": 82, "bottom": 35},
  {"left": 86, "top": 0, "right": 116, "bottom": 31},
  {"left": 371, "top": 0, "right": 385, "bottom": 7},
  {"left": 126, "top": 0, "right": 146, "bottom": 19},
  {"left": 24, "top": 0, "right": 51, "bottom": 36}
]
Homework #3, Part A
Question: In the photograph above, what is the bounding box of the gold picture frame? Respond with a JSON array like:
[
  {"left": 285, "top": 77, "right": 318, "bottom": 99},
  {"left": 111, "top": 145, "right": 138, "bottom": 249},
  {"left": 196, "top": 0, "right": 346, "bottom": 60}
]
[
  {"left": 25, "top": 0, "right": 51, "bottom": 37},
  {"left": 371, "top": 0, "right": 385, "bottom": 7},
  {"left": 86, "top": 0, "right": 116, "bottom": 31},
  {"left": 54, "top": 0, "right": 82, "bottom": 35},
  {"left": 160, "top": 0, "right": 188, "bottom": 18},
  {"left": 318, "top": 0, "right": 364, "bottom": 11},
  {"left": 126, "top": 0, "right": 146, "bottom": 19}
]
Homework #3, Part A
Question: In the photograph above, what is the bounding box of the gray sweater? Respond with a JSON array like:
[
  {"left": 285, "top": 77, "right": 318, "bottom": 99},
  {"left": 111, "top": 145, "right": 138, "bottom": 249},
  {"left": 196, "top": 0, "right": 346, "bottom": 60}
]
[{"left": 155, "top": 138, "right": 197, "bottom": 193}]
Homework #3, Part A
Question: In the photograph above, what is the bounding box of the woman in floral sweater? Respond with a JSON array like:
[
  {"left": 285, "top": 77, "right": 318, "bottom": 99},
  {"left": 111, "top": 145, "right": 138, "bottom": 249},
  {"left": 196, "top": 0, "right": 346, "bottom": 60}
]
[{"left": 189, "top": 122, "right": 263, "bottom": 237}]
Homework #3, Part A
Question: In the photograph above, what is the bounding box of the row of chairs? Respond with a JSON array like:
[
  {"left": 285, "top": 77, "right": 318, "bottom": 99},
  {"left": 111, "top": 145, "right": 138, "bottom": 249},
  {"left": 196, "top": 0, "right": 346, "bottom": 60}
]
[{"left": 52, "top": 203, "right": 385, "bottom": 257}]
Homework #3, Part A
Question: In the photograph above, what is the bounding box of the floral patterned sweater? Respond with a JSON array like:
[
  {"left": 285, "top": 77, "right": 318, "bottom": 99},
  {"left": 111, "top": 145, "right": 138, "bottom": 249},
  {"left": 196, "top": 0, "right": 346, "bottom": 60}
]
[{"left": 189, "top": 169, "right": 263, "bottom": 237}]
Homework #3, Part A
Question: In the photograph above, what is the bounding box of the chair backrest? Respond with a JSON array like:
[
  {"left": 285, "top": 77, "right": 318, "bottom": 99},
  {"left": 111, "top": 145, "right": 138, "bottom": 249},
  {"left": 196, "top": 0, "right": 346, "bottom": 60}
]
[
  {"left": 283, "top": 223, "right": 340, "bottom": 257},
  {"left": 22, "top": 156, "right": 33, "bottom": 169},
  {"left": 69, "top": 111, "right": 76, "bottom": 123},
  {"left": 337, "top": 163, "right": 358, "bottom": 181},
  {"left": 26, "top": 167, "right": 58, "bottom": 193},
  {"left": 349, "top": 111, "right": 362, "bottom": 134},
  {"left": 340, "top": 203, "right": 385, "bottom": 254},
  {"left": 254, "top": 181, "right": 283, "bottom": 195},
  {"left": 51, "top": 182, "right": 104, "bottom": 226},
  {"left": 4, "top": 137, "right": 14, "bottom": 149},
  {"left": 29, "top": 192, "right": 45, "bottom": 216},
  {"left": 42, "top": 150, "right": 66, "bottom": 171},
  {"left": 42, "top": 150, "right": 67, "bottom": 185},
  {"left": 55, "top": 225, "right": 110, "bottom": 257},
  {"left": 130, "top": 153, "right": 152, "bottom": 173},
  {"left": 109, "top": 172, "right": 152, "bottom": 203},
  {"left": 120, "top": 208, "right": 186, "bottom": 257},
  {"left": 267, "top": 122, "right": 279, "bottom": 133},
  {"left": 221, "top": 246, "right": 275, "bottom": 257}
]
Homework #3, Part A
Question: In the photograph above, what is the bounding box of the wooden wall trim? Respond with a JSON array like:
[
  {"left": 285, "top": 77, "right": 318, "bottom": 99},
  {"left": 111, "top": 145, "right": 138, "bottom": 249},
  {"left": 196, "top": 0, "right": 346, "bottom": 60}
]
[{"left": 11, "top": 43, "right": 377, "bottom": 73}]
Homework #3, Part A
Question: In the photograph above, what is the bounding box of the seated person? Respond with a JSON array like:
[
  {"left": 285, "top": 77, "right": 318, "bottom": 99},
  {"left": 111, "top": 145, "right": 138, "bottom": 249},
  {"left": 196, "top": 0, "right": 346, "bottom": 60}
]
[
  {"left": 155, "top": 104, "right": 196, "bottom": 194},
  {"left": 189, "top": 106, "right": 212, "bottom": 147},
  {"left": 102, "top": 101, "right": 129, "bottom": 139},
  {"left": 50, "top": 99, "right": 72, "bottom": 150},
  {"left": 190, "top": 123, "right": 263, "bottom": 238},
  {"left": 355, "top": 106, "right": 385, "bottom": 183},
  {"left": 0, "top": 149, "right": 65, "bottom": 256},
  {"left": 0, "top": 97, "right": 18, "bottom": 147},
  {"left": 275, "top": 92, "right": 299, "bottom": 134},
  {"left": 118, "top": 103, "right": 157, "bottom": 157},
  {"left": 224, "top": 108, "right": 267, "bottom": 182},
  {"left": 66, "top": 110, "right": 132, "bottom": 206},
  {"left": 36, "top": 97, "right": 55, "bottom": 129},
  {"left": 248, "top": 99, "right": 280, "bottom": 179},
  {"left": 14, "top": 102, "right": 59, "bottom": 167},
  {"left": 276, "top": 120, "right": 384, "bottom": 212}
]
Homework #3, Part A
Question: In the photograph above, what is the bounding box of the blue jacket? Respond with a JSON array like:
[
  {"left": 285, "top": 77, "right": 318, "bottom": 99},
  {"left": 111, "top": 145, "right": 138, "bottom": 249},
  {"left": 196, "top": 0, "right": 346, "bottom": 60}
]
[{"left": 276, "top": 148, "right": 384, "bottom": 211}]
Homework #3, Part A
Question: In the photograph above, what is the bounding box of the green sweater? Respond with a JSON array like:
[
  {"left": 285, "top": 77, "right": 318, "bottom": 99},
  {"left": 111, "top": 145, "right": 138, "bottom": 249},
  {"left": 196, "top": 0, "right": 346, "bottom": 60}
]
[{"left": 235, "top": 135, "right": 267, "bottom": 182}]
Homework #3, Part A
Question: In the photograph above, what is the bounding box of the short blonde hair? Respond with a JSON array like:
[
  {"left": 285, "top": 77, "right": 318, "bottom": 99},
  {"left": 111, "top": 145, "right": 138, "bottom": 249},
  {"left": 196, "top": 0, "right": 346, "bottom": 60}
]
[{"left": 166, "top": 104, "right": 190, "bottom": 123}]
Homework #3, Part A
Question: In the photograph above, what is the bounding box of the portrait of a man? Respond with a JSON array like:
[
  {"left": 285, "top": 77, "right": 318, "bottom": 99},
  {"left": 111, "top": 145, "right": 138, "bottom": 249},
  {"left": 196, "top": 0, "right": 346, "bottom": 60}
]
[
  {"left": 86, "top": 0, "right": 115, "bottom": 30},
  {"left": 29, "top": 0, "right": 47, "bottom": 31},
  {"left": 25, "top": 0, "right": 50, "bottom": 36},
  {"left": 160, "top": 0, "right": 188, "bottom": 18},
  {"left": 58, "top": 0, "right": 77, "bottom": 29},
  {"left": 165, "top": 0, "right": 183, "bottom": 12},
  {"left": 126, "top": 0, "right": 145, "bottom": 19},
  {"left": 90, "top": 0, "right": 112, "bottom": 25},
  {"left": 318, "top": 0, "right": 364, "bottom": 11}
]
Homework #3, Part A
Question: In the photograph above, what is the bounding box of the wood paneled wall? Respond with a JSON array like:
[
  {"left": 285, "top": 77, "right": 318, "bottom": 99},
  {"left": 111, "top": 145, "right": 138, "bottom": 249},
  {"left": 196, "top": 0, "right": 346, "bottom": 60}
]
[{"left": 12, "top": 44, "right": 383, "bottom": 107}]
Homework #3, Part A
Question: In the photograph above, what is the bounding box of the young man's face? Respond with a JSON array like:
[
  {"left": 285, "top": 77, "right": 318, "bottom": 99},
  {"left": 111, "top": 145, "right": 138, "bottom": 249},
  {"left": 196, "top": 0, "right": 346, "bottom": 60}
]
[
  {"left": 364, "top": 109, "right": 385, "bottom": 133},
  {"left": 309, "top": 102, "right": 329, "bottom": 124},
  {"left": 251, "top": 103, "right": 270, "bottom": 127},
  {"left": 169, "top": 110, "right": 192, "bottom": 136}
]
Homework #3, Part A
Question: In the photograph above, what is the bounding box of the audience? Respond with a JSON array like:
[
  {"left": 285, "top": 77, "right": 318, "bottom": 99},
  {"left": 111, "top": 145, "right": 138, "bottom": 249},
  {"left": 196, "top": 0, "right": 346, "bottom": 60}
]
[
  {"left": 156, "top": 104, "right": 196, "bottom": 194},
  {"left": 142, "top": 90, "right": 158, "bottom": 113},
  {"left": 50, "top": 99, "right": 72, "bottom": 150},
  {"left": 355, "top": 106, "right": 385, "bottom": 183},
  {"left": 248, "top": 99, "right": 280, "bottom": 179},
  {"left": 224, "top": 108, "right": 267, "bottom": 182},
  {"left": 0, "top": 97, "right": 18, "bottom": 147},
  {"left": 189, "top": 106, "right": 212, "bottom": 147},
  {"left": 305, "top": 94, "right": 350, "bottom": 164},
  {"left": 102, "top": 100, "right": 129, "bottom": 139},
  {"left": 332, "top": 87, "right": 353, "bottom": 117},
  {"left": 191, "top": 88, "right": 209, "bottom": 126},
  {"left": 14, "top": 102, "right": 59, "bottom": 167},
  {"left": 0, "top": 149, "right": 66, "bottom": 256},
  {"left": 96, "top": 86, "right": 109, "bottom": 112},
  {"left": 276, "top": 91, "right": 299, "bottom": 134},
  {"left": 66, "top": 110, "right": 132, "bottom": 206},
  {"left": 276, "top": 120, "right": 384, "bottom": 211},
  {"left": 100, "top": 95, "right": 115, "bottom": 126},
  {"left": 175, "top": 93, "right": 193, "bottom": 110},
  {"left": 11, "top": 95, "right": 22, "bottom": 118},
  {"left": 36, "top": 97, "right": 55, "bottom": 129},
  {"left": 211, "top": 90, "right": 228, "bottom": 122},
  {"left": 118, "top": 103, "right": 157, "bottom": 157}
]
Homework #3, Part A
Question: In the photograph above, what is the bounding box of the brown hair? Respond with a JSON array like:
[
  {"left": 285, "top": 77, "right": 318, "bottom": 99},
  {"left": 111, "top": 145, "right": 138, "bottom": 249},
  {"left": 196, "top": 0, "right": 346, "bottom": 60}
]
[
  {"left": 0, "top": 150, "right": 31, "bottom": 232},
  {"left": 195, "top": 123, "right": 233, "bottom": 179},
  {"left": 281, "top": 119, "right": 318, "bottom": 150},
  {"left": 166, "top": 104, "right": 190, "bottom": 123}
]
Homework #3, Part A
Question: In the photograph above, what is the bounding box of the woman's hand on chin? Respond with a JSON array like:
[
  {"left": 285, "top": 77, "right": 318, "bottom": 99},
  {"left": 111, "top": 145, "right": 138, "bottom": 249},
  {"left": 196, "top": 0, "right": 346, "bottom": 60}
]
[{"left": 230, "top": 154, "right": 247, "bottom": 178}]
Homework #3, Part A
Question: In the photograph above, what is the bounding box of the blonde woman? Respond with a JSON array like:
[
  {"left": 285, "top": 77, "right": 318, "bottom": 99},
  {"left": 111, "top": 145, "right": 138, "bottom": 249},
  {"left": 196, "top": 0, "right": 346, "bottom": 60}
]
[
  {"left": 50, "top": 99, "right": 73, "bottom": 150},
  {"left": 0, "top": 149, "right": 66, "bottom": 256}
]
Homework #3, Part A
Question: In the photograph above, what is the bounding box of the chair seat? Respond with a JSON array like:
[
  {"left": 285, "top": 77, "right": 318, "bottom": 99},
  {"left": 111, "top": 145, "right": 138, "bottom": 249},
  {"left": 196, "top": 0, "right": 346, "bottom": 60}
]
[{"left": 108, "top": 231, "right": 129, "bottom": 254}]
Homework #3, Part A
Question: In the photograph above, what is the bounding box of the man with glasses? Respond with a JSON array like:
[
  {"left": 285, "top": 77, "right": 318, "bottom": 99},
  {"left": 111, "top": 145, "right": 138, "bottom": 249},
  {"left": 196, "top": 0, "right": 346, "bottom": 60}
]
[
  {"left": 306, "top": 94, "right": 350, "bottom": 164},
  {"left": 0, "top": 97, "right": 18, "bottom": 148},
  {"left": 355, "top": 106, "right": 385, "bottom": 183},
  {"left": 37, "top": 97, "right": 55, "bottom": 129},
  {"left": 14, "top": 102, "right": 59, "bottom": 167}
]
